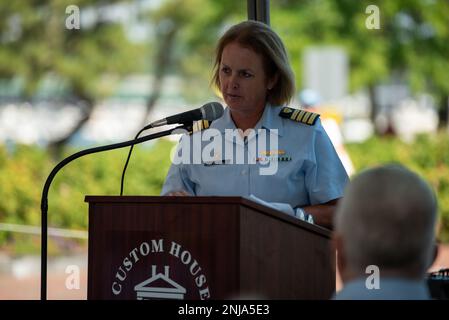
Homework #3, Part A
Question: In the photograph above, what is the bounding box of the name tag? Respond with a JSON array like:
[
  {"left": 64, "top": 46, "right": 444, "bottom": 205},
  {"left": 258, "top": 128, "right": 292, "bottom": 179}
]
[
  {"left": 255, "top": 156, "right": 292, "bottom": 163},
  {"left": 203, "top": 159, "right": 231, "bottom": 166}
]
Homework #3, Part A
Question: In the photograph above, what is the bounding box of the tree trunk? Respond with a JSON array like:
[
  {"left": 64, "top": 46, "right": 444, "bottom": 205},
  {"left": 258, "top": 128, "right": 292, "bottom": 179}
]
[
  {"left": 368, "top": 84, "right": 378, "bottom": 125},
  {"left": 438, "top": 94, "right": 448, "bottom": 128},
  {"left": 47, "top": 97, "right": 95, "bottom": 159},
  {"left": 47, "top": 23, "right": 179, "bottom": 158}
]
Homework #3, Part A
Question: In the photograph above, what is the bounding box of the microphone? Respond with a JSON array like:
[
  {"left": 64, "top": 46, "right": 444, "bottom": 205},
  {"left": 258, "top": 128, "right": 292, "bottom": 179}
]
[
  {"left": 119, "top": 102, "right": 223, "bottom": 197},
  {"left": 147, "top": 102, "right": 224, "bottom": 129},
  {"left": 41, "top": 124, "right": 187, "bottom": 300}
]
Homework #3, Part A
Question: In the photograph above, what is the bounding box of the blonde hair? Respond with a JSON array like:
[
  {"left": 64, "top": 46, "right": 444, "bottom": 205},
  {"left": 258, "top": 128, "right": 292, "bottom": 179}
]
[{"left": 212, "top": 20, "right": 295, "bottom": 106}]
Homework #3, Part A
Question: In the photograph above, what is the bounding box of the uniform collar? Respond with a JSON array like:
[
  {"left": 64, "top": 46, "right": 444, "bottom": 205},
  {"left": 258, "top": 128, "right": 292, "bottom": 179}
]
[
  {"left": 258, "top": 103, "right": 284, "bottom": 137},
  {"left": 209, "top": 106, "right": 235, "bottom": 134},
  {"left": 210, "top": 104, "right": 284, "bottom": 137}
]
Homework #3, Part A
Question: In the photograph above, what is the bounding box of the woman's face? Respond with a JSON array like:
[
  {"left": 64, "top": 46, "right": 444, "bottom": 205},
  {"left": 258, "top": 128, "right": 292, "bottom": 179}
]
[{"left": 219, "top": 42, "right": 275, "bottom": 116}]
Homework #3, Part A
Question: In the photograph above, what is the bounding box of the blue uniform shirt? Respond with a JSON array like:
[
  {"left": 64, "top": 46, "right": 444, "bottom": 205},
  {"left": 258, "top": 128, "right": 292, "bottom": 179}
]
[
  {"left": 334, "top": 277, "right": 431, "bottom": 300},
  {"left": 161, "top": 105, "right": 349, "bottom": 209}
]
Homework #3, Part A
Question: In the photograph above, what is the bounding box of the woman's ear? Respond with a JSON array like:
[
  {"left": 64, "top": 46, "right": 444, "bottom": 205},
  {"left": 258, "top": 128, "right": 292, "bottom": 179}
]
[{"left": 267, "top": 73, "right": 279, "bottom": 90}]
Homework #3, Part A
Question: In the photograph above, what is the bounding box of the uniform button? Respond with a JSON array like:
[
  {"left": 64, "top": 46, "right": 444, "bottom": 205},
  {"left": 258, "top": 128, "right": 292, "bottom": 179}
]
[{"left": 241, "top": 170, "right": 246, "bottom": 175}]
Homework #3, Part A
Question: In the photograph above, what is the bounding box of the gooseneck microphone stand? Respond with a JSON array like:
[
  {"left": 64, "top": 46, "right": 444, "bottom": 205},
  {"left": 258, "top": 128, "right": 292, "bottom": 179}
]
[{"left": 40, "top": 124, "right": 188, "bottom": 300}]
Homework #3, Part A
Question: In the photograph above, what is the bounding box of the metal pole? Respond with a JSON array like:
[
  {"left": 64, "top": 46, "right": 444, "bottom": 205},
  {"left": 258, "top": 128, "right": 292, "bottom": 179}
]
[
  {"left": 40, "top": 124, "right": 190, "bottom": 300},
  {"left": 247, "top": 0, "right": 256, "bottom": 20},
  {"left": 247, "top": 0, "right": 270, "bottom": 25}
]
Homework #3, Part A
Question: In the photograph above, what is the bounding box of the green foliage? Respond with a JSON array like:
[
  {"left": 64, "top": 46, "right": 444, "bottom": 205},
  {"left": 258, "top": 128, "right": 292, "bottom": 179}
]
[
  {"left": 0, "top": 0, "right": 145, "bottom": 100},
  {"left": 346, "top": 132, "right": 449, "bottom": 242},
  {"left": 1, "top": 132, "right": 449, "bottom": 256},
  {"left": 268, "top": 0, "right": 449, "bottom": 99},
  {"left": 145, "top": 0, "right": 245, "bottom": 103},
  {"left": 151, "top": 0, "right": 449, "bottom": 107},
  {"left": 0, "top": 145, "right": 48, "bottom": 226},
  {"left": 0, "top": 139, "right": 175, "bottom": 254}
]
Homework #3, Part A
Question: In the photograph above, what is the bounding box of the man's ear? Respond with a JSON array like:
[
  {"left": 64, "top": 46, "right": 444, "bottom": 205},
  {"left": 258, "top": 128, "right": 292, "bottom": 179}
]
[{"left": 428, "top": 240, "right": 439, "bottom": 269}]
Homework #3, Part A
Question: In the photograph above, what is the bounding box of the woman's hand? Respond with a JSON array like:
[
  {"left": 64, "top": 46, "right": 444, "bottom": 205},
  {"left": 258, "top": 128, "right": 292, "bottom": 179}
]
[
  {"left": 165, "top": 190, "right": 192, "bottom": 196},
  {"left": 302, "top": 198, "right": 340, "bottom": 230}
]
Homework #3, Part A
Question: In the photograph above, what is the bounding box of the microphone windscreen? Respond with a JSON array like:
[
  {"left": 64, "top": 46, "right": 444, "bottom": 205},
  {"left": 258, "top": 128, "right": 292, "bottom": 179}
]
[{"left": 201, "top": 102, "right": 224, "bottom": 121}]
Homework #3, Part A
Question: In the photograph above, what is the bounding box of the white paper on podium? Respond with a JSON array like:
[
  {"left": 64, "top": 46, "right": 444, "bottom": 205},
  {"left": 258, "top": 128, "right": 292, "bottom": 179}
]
[{"left": 246, "top": 194, "right": 314, "bottom": 224}]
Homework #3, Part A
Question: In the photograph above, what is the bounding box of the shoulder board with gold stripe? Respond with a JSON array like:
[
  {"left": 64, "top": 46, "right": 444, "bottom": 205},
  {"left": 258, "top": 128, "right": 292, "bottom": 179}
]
[
  {"left": 278, "top": 107, "right": 320, "bottom": 126},
  {"left": 189, "top": 120, "right": 211, "bottom": 135}
]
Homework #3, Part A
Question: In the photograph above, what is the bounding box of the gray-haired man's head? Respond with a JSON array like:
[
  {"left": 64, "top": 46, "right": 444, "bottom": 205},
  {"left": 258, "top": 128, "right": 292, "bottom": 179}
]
[{"left": 334, "top": 164, "right": 437, "bottom": 281}]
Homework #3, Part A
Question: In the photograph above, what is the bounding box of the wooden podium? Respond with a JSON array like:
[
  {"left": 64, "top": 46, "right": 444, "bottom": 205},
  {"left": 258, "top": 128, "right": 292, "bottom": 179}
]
[{"left": 85, "top": 196, "right": 335, "bottom": 300}]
